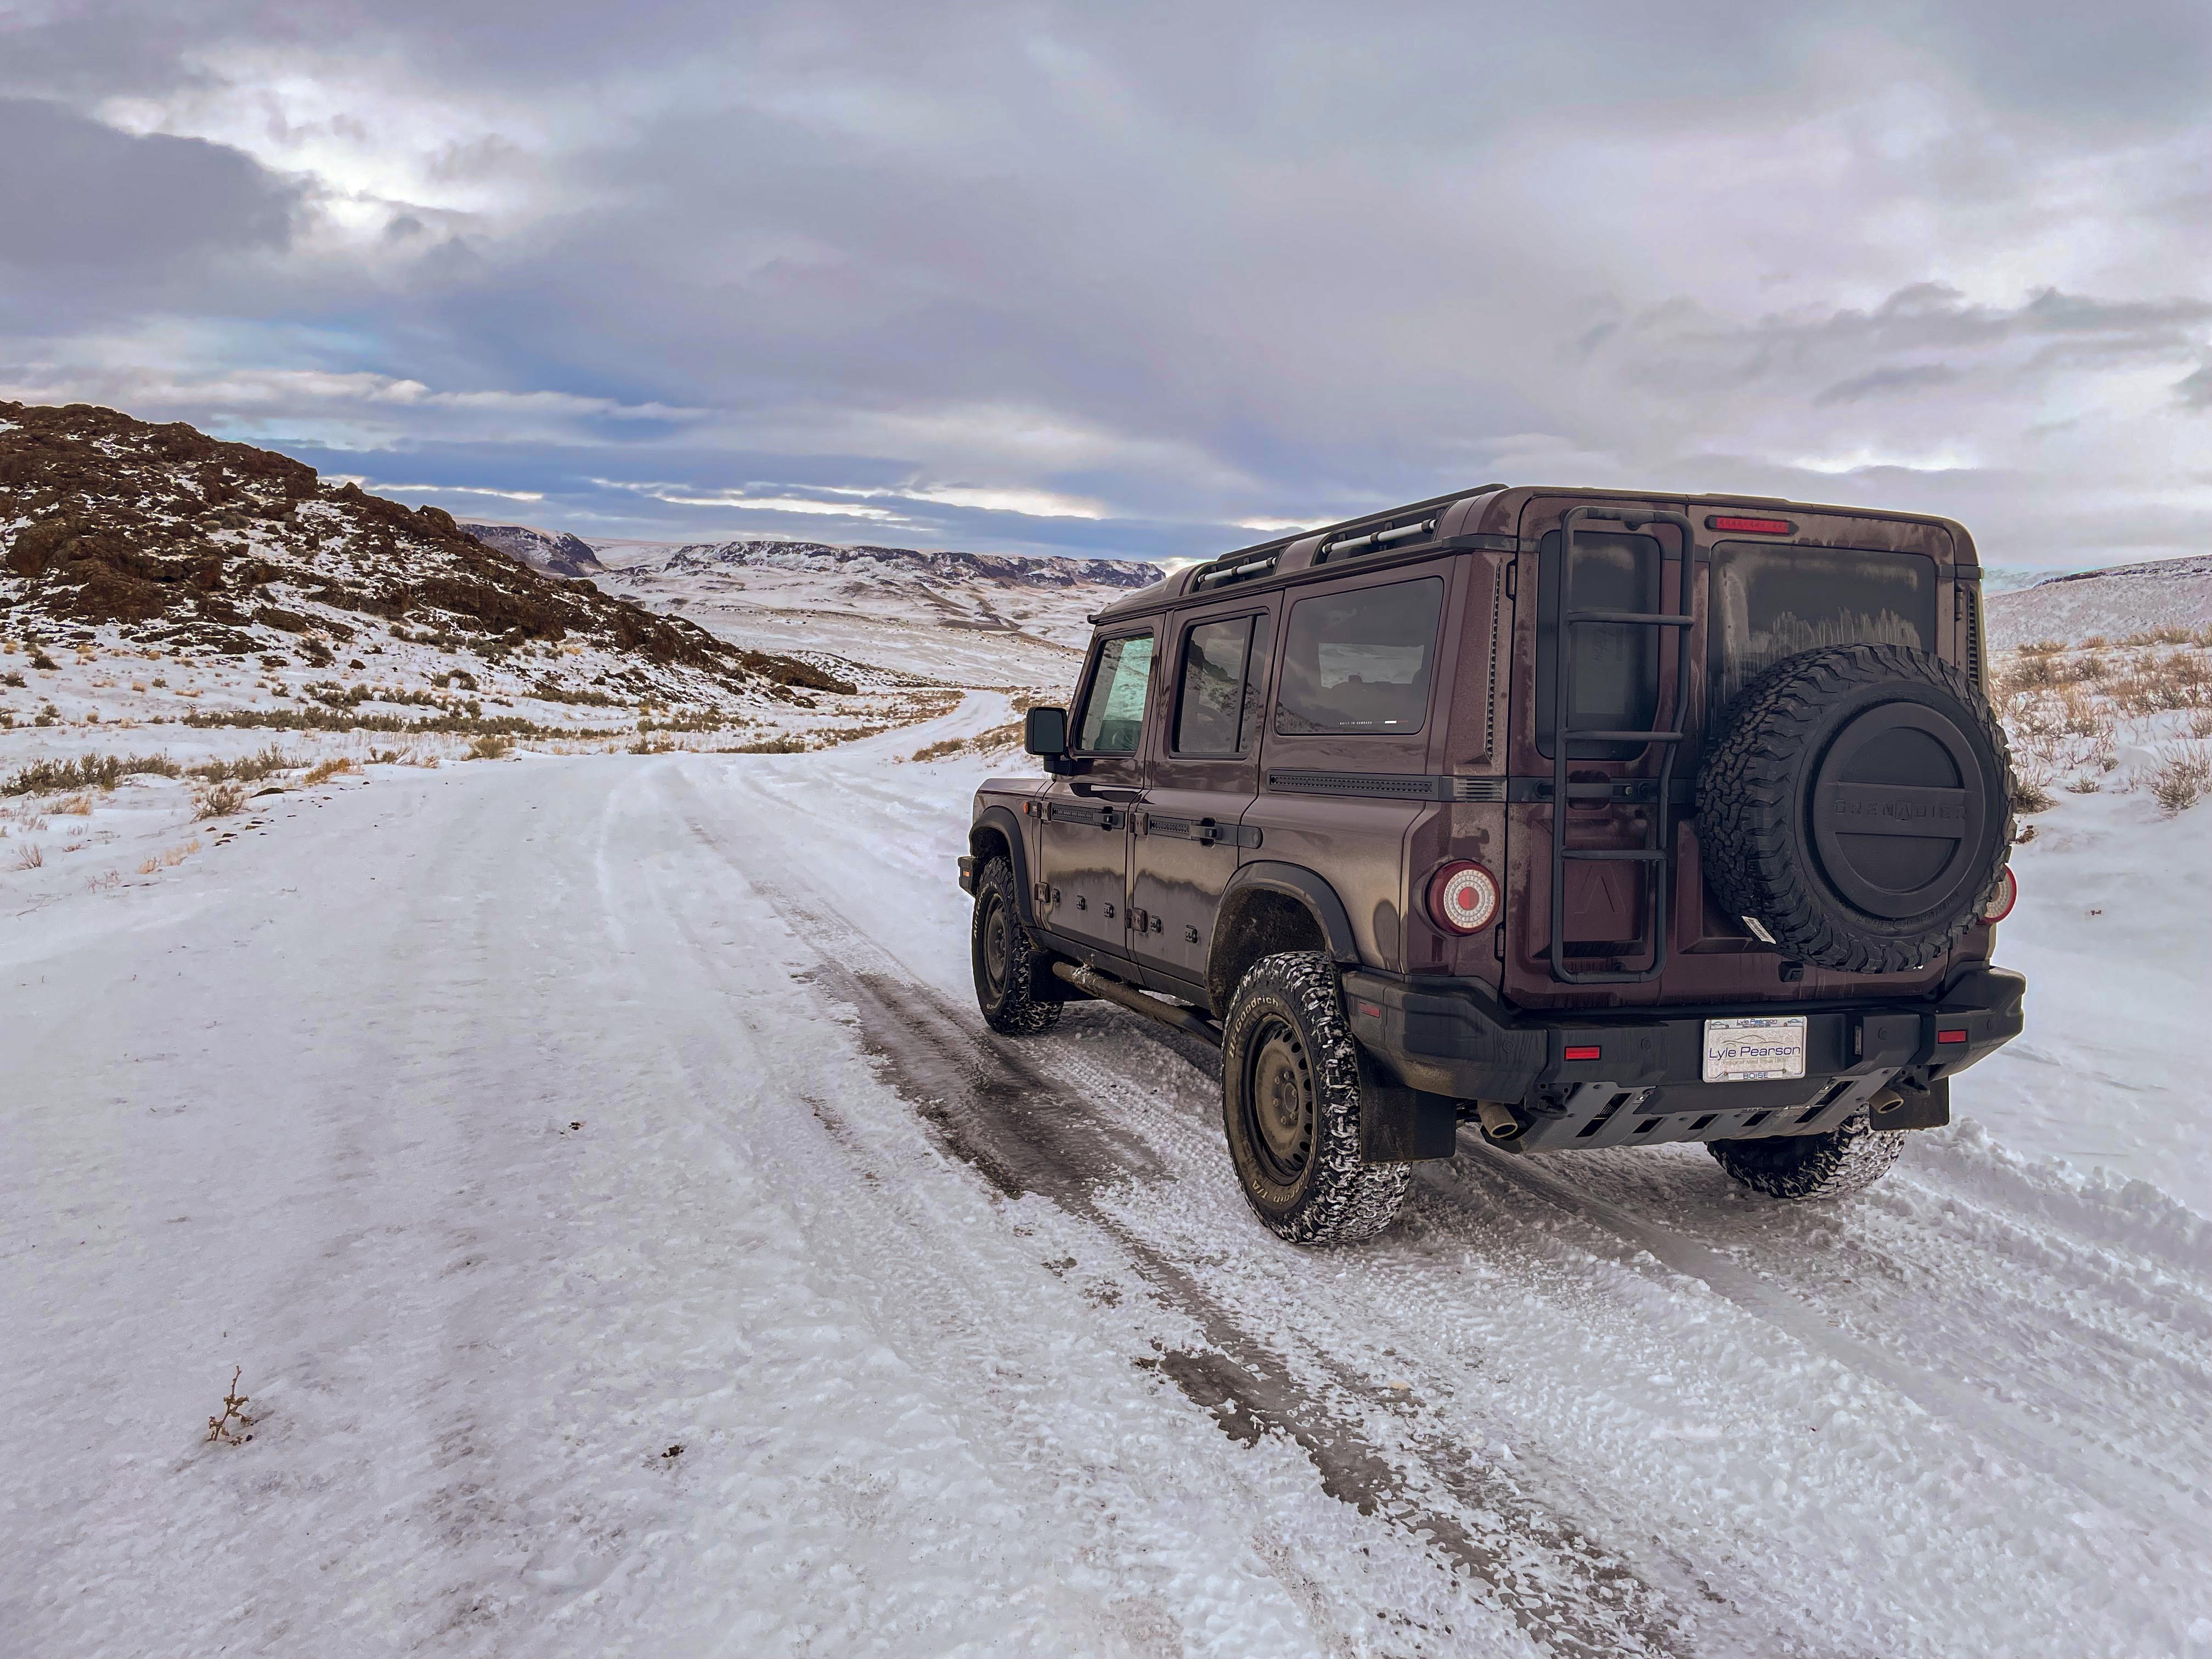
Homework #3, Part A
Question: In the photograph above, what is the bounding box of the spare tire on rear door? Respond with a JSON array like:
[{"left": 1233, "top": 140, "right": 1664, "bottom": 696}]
[{"left": 1697, "top": 642, "right": 2015, "bottom": 974}]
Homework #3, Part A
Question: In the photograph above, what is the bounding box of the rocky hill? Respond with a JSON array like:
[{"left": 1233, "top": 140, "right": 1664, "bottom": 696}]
[
  {"left": 0, "top": 403, "right": 847, "bottom": 718},
  {"left": 659, "top": 538, "right": 1160, "bottom": 590},
  {"left": 462, "top": 521, "right": 606, "bottom": 579}
]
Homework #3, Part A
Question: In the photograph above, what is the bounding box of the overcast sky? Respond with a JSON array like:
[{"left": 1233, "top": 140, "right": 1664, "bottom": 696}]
[{"left": 3, "top": 2, "right": 2208, "bottom": 567}]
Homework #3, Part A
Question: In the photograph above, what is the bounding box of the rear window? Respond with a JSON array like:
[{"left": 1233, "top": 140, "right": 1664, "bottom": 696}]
[
  {"left": 1534, "top": 529, "right": 1662, "bottom": 760},
  {"left": 1709, "top": 542, "right": 1937, "bottom": 710},
  {"left": 1274, "top": 578, "right": 1442, "bottom": 736}
]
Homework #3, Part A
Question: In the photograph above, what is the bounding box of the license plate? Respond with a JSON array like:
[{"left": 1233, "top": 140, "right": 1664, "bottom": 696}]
[{"left": 1702, "top": 1015, "right": 1808, "bottom": 1082}]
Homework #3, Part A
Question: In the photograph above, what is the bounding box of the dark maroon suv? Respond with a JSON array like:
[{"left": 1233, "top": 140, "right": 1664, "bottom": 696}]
[{"left": 958, "top": 486, "right": 2024, "bottom": 1243}]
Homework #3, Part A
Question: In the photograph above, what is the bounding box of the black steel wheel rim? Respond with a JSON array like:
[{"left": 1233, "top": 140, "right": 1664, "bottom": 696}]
[
  {"left": 980, "top": 890, "right": 1009, "bottom": 996},
  {"left": 1243, "top": 1014, "right": 1314, "bottom": 1184}
]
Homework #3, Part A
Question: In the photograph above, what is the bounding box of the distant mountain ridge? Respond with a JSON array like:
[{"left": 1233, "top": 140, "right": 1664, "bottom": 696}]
[
  {"left": 462, "top": 521, "right": 605, "bottom": 579},
  {"left": 659, "top": 538, "right": 1162, "bottom": 590}
]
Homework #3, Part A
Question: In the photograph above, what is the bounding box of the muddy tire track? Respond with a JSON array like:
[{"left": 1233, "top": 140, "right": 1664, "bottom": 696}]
[{"left": 669, "top": 785, "right": 1706, "bottom": 1656}]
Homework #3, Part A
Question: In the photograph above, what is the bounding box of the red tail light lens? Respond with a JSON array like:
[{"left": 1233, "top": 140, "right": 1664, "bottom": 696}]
[
  {"left": 1980, "top": 866, "right": 2016, "bottom": 924},
  {"left": 1427, "top": 860, "right": 1500, "bottom": 934},
  {"left": 1711, "top": 515, "right": 1794, "bottom": 534}
]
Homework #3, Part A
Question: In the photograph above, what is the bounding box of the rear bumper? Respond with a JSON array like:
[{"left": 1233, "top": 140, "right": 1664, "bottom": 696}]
[{"left": 1341, "top": 965, "right": 2025, "bottom": 1154}]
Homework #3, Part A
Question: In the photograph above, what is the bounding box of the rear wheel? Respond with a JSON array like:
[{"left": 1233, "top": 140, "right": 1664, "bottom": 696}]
[
  {"left": 971, "top": 855, "right": 1061, "bottom": 1035},
  {"left": 1220, "top": 952, "right": 1410, "bottom": 1244},
  {"left": 1707, "top": 1110, "right": 1903, "bottom": 1200}
]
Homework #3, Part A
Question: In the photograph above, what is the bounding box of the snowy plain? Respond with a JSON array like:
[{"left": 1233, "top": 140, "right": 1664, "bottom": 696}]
[
  {"left": 5, "top": 533, "right": 2212, "bottom": 1658},
  {"left": 4, "top": 682, "right": 2210, "bottom": 1659}
]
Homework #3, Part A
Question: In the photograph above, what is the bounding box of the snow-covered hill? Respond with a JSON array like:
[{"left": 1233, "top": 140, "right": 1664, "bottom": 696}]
[
  {"left": 605, "top": 535, "right": 1164, "bottom": 693},
  {"left": 659, "top": 536, "right": 1160, "bottom": 590},
  {"left": 0, "top": 404, "right": 877, "bottom": 754},
  {"left": 1987, "top": 552, "right": 2212, "bottom": 648},
  {"left": 460, "top": 520, "right": 606, "bottom": 579}
]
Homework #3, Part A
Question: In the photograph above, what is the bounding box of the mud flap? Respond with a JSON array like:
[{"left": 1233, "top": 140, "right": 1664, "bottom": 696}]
[
  {"left": 1357, "top": 1051, "right": 1459, "bottom": 1164},
  {"left": 1871, "top": 1076, "right": 1949, "bottom": 1131}
]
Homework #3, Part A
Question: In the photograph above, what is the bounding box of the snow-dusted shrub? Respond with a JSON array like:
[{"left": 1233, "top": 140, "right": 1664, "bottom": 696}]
[
  {"left": 2, "top": 751, "right": 181, "bottom": 795},
  {"left": 189, "top": 745, "right": 298, "bottom": 785},
  {"left": 2143, "top": 746, "right": 2211, "bottom": 815},
  {"left": 195, "top": 782, "right": 246, "bottom": 819}
]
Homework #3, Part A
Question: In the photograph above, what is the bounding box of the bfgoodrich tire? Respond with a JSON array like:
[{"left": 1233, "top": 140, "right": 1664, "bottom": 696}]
[
  {"left": 1220, "top": 952, "right": 1410, "bottom": 1245},
  {"left": 1708, "top": 1110, "right": 1903, "bottom": 1201},
  {"left": 971, "top": 855, "right": 1062, "bottom": 1035},
  {"left": 1697, "top": 643, "right": 2016, "bottom": 974}
]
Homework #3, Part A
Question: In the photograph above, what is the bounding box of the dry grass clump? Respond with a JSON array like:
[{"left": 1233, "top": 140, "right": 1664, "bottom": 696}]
[
  {"left": 195, "top": 782, "right": 247, "bottom": 819},
  {"left": 2009, "top": 770, "right": 2056, "bottom": 815},
  {"left": 301, "top": 758, "right": 360, "bottom": 785},
  {"left": 206, "top": 1368, "right": 256, "bottom": 1444},
  {"left": 2108, "top": 651, "right": 2212, "bottom": 716},
  {"left": 2, "top": 752, "right": 181, "bottom": 795},
  {"left": 54, "top": 793, "right": 93, "bottom": 816},
  {"left": 11, "top": 840, "right": 43, "bottom": 870},
  {"left": 466, "top": 733, "right": 514, "bottom": 760},
  {"left": 720, "top": 735, "right": 804, "bottom": 753},
  {"left": 137, "top": 839, "right": 201, "bottom": 874},
  {"left": 908, "top": 720, "right": 1024, "bottom": 764},
  {"left": 2141, "top": 746, "right": 2211, "bottom": 815},
  {"left": 190, "top": 745, "right": 297, "bottom": 785}
]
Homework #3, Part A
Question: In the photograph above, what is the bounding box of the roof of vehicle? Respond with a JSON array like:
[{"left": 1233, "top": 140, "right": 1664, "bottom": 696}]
[{"left": 1088, "top": 483, "right": 1977, "bottom": 626}]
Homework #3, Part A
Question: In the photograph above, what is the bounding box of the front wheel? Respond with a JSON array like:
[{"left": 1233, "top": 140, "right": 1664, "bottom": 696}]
[
  {"left": 1220, "top": 952, "right": 1410, "bottom": 1245},
  {"left": 970, "top": 856, "right": 1062, "bottom": 1035},
  {"left": 1707, "top": 1110, "right": 1903, "bottom": 1200}
]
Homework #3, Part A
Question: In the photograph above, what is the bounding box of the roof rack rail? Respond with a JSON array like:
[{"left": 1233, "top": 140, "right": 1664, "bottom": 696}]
[
  {"left": 1321, "top": 517, "right": 1435, "bottom": 561},
  {"left": 1190, "top": 551, "right": 1280, "bottom": 592}
]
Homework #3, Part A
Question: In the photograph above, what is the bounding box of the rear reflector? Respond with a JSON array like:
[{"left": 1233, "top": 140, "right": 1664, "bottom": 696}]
[
  {"left": 1937, "top": 1028, "right": 1968, "bottom": 1045},
  {"left": 1564, "top": 1044, "right": 1602, "bottom": 1062},
  {"left": 1980, "top": 866, "right": 2017, "bottom": 924},
  {"left": 1710, "top": 515, "right": 1794, "bottom": 534}
]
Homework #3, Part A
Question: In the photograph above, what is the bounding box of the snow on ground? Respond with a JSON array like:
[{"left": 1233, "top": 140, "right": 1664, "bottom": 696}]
[
  {"left": 1957, "top": 765, "right": 2212, "bottom": 1207},
  {"left": 6, "top": 549, "right": 2210, "bottom": 1657},
  {"left": 5, "top": 701, "right": 2211, "bottom": 1659}
]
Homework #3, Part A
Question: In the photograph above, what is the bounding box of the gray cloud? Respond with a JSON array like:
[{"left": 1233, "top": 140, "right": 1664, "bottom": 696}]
[
  {"left": 0, "top": 1, "right": 2206, "bottom": 566},
  {"left": 1813, "top": 363, "right": 1960, "bottom": 406},
  {"left": 0, "top": 98, "right": 302, "bottom": 268}
]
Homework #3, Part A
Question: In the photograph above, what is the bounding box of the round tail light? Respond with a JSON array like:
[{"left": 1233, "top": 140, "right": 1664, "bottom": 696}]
[
  {"left": 1981, "top": 866, "right": 2016, "bottom": 924},
  {"left": 1427, "top": 860, "right": 1500, "bottom": 935}
]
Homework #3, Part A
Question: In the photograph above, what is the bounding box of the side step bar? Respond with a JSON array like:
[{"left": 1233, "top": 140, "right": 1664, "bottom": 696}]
[{"left": 1051, "top": 961, "right": 1222, "bottom": 1046}]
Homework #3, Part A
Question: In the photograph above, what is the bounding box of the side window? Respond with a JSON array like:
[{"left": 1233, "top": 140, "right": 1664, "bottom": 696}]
[
  {"left": 1274, "top": 578, "right": 1443, "bottom": 736},
  {"left": 1172, "top": 613, "right": 1274, "bottom": 756},
  {"left": 1074, "top": 633, "right": 1155, "bottom": 754}
]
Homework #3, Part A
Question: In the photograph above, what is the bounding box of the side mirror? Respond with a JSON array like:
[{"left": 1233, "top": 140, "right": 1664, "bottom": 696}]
[{"left": 1024, "top": 706, "right": 1068, "bottom": 757}]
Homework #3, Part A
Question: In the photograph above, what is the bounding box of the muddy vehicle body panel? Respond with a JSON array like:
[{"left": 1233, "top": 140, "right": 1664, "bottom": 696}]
[{"left": 963, "top": 481, "right": 2021, "bottom": 1223}]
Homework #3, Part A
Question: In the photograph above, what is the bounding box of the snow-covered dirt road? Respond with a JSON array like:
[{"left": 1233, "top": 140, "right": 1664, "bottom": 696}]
[{"left": 7, "top": 721, "right": 2211, "bottom": 1658}]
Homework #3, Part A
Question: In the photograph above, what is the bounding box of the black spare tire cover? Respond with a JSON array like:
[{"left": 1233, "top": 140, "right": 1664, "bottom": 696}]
[{"left": 1697, "top": 643, "right": 2015, "bottom": 974}]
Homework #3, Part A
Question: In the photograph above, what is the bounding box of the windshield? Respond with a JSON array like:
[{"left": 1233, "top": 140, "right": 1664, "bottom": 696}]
[{"left": 1708, "top": 542, "right": 1938, "bottom": 712}]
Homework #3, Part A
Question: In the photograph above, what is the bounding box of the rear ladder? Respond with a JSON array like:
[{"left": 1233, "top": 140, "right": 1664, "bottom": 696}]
[{"left": 1544, "top": 505, "right": 1698, "bottom": 985}]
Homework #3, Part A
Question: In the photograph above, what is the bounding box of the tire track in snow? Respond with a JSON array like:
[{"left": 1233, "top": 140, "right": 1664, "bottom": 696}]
[
  {"left": 659, "top": 777, "right": 1727, "bottom": 1659},
  {"left": 1438, "top": 1146, "right": 2212, "bottom": 1548}
]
